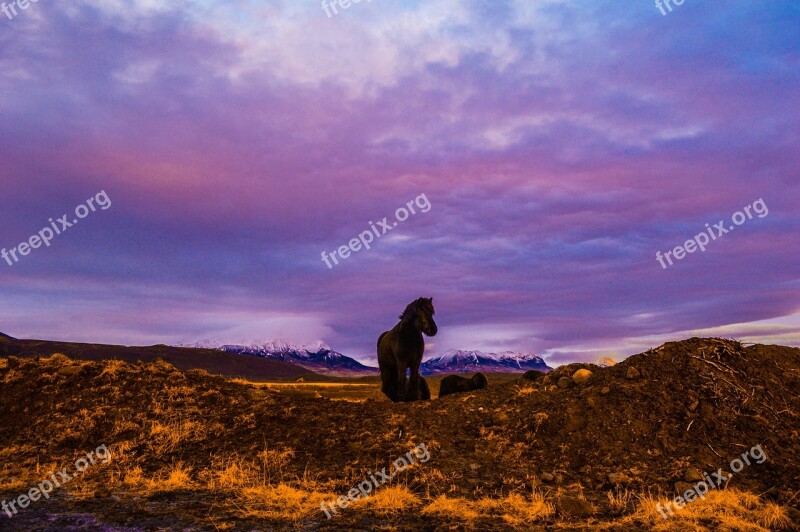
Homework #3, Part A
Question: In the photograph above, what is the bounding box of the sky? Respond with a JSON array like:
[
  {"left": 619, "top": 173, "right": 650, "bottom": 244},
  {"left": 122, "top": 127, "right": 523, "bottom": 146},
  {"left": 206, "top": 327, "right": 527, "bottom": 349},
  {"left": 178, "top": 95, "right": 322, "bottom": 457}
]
[{"left": 1, "top": 0, "right": 798, "bottom": 366}]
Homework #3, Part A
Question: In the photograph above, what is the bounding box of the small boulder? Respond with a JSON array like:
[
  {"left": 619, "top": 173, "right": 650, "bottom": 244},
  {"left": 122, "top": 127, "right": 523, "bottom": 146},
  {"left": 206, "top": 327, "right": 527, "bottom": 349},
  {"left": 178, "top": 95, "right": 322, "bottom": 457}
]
[
  {"left": 540, "top": 472, "right": 555, "bottom": 483},
  {"left": 608, "top": 472, "right": 630, "bottom": 485},
  {"left": 57, "top": 365, "right": 82, "bottom": 376},
  {"left": 786, "top": 507, "right": 800, "bottom": 525},
  {"left": 556, "top": 496, "right": 594, "bottom": 518},
  {"left": 492, "top": 412, "right": 510, "bottom": 425},
  {"left": 684, "top": 468, "right": 704, "bottom": 483},
  {"left": 674, "top": 481, "right": 696, "bottom": 495},
  {"left": 572, "top": 369, "right": 593, "bottom": 385},
  {"left": 601, "top": 386, "right": 611, "bottom": 395},
  {"left": 625, "top": 366, "right": 641, "bottom": 380},
  {"left": 557, "top": 376, "right": 572, "bottom": 388},
  {"left": 523, "top": 370, "right": 547, "bottom": 381}
]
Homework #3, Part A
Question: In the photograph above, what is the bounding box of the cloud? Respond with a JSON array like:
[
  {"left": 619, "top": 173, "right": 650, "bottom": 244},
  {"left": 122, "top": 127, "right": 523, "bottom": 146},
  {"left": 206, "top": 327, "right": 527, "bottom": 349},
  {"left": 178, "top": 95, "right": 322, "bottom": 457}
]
[{"left": 1, "top": 0, "right": 798, "bottom": 362}]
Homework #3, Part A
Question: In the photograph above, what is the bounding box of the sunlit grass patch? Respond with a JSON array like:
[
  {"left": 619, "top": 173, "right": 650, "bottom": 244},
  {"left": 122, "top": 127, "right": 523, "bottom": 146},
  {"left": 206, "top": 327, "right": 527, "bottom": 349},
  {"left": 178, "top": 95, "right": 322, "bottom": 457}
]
[
  {"left": 421, "top": 495, "right": 480, "bottom": 520},
  {"left": 145, "top": 462, "right": 194, "bottom": 492},
  {"left": 237, "top": 483, "right": 336, "bottom": 521},
  {"left": 627, "top": 489, "right": 793, "bottom": 531},
  {"left": 421, "top": 491, "right": 553, "bottom": 526},
  {"left": 350, "top": 485, "right": 421, "bottom": 515}
]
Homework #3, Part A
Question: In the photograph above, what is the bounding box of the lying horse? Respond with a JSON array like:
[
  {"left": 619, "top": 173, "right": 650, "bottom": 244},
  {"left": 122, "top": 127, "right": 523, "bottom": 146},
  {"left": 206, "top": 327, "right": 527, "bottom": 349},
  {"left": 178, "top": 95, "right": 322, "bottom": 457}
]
[
  {"left": 377, "top": 297, "right": 437, "bottom": 402},
  {"left": 402, "top": 375, "right": 431, "bottom": 401},
  {"left": 438, "top": 372, "right": 489, "bottom": 398}
]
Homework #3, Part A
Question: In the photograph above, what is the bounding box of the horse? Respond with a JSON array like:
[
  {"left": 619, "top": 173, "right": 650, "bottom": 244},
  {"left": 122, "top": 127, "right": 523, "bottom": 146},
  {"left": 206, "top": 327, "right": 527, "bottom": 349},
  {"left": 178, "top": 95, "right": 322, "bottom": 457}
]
[
  {"left": 401, "top": 375, "right": 431, "bottom": 402},
  {"left": 438, "top": 372, "right": 489, "bottom": 398},
  {"left": 377, "top": 297, "right": 437, "bottom": 402}
]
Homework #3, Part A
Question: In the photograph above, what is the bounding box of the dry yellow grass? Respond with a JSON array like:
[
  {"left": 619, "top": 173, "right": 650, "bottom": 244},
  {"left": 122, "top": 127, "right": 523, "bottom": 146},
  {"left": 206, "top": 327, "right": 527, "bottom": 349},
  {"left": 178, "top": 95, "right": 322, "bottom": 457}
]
[
  {"left": 144, "top": 462, "right": 194, "bottom": 492},
  {"left": 237, "top": 484, "right": 336, "bottom": 521},
  {"left": 421, "top": 490, "right": 554, "bottom": 526},
  {"left": 422, "top": 495, "right": 481, "bottom": 520},
  {"left": 149, "top": 419, "right": 206, "bottom": 454},
  {"left": 621, "top": 489, "right": 793, "bottom": 531},
  {"left": 350, "top": 485, "right": 421, "bottom": 515},
  {"left": 606, "top": 487, "right": 636, "bottom": 514}
]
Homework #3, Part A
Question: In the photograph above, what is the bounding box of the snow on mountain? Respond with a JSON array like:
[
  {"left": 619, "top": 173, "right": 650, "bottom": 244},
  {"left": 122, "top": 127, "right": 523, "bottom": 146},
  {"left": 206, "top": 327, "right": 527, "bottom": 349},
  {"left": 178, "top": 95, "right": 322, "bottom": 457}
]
[
  {"left": 421, "top": 349, "right": 552, "bottom": 375},
  {"left": 174, "top": 339, "right": 376, "bottom": 376}
]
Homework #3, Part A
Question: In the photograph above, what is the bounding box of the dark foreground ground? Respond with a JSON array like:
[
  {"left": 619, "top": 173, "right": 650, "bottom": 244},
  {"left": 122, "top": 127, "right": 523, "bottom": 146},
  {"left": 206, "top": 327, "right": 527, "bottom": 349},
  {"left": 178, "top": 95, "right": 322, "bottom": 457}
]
[{"left": 1, "top": 338, "right": 799, "bottom": 530}]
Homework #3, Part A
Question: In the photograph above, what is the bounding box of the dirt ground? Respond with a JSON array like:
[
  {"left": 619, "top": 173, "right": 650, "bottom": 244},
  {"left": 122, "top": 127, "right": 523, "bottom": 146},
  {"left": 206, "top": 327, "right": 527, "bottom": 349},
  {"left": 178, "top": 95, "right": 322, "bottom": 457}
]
[{"left": 1, "top": 338, "right": 799, "bottom": 530}]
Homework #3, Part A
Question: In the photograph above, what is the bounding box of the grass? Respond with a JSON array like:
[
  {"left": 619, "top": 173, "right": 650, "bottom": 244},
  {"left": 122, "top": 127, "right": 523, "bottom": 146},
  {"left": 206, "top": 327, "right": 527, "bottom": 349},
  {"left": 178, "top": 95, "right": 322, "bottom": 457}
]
[{"left": 618, "top": 489, "right": 794, "bottom": 531}]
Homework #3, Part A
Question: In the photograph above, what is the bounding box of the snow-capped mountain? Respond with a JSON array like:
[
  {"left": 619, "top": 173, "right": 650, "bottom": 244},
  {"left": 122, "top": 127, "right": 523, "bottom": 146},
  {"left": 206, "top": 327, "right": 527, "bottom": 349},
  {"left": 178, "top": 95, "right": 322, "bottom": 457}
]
[
  {"left": 175, "top": 339, "right": 377, "bottom": 376},
  {"left": 420, "top": 349, "right": 552, "bottom": 375}
]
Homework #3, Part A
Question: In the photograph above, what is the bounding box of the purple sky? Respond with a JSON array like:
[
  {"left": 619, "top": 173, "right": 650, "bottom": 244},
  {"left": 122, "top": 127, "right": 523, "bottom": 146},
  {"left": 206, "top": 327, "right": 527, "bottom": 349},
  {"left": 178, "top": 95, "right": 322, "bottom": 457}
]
[{"left": 1, "top": 1, "right": 798, "bottom": 366}]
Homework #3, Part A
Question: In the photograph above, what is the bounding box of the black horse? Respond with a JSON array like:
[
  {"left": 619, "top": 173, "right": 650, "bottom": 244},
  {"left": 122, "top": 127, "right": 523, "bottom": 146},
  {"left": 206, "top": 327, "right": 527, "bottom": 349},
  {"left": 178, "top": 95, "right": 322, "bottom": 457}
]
[
  {"left": 377, "top": 297, "right": 437, "bottom": 402},
  {"left": 402, "top": 375, "right": 431, "bottom": 401},
  {"left": 438, "top": 373, "right": 489, "bottom": 398}
]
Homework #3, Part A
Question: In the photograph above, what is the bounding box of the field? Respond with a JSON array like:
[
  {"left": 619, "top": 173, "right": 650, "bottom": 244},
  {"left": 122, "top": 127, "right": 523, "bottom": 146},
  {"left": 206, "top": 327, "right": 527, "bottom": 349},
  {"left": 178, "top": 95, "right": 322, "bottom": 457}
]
[
  {"left": 241, "top": 373, "right": 523, "bottom": 402},
  {"left": 1, "top": 338, "right": 799, "bottom": 530}
]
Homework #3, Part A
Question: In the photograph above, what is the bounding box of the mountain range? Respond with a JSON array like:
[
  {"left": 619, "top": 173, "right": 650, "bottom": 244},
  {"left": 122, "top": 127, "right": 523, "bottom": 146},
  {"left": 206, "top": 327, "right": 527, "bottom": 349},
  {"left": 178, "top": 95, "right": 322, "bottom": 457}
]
[
  {"left": 174, "top": 339, "right": 377, "bottom": 377},
  {"left": 177, "top": 340, "right": 552, "bottom": 376},
  {"left": 420, "top": 349, "right": 552, "bottom": 375}
]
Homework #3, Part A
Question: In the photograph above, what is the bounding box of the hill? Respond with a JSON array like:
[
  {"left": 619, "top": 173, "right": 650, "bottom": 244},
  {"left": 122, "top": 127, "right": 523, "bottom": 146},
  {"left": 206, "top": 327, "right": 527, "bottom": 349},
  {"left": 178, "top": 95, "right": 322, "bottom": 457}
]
[
  {"left": 0, "top": 334, "right": 315, "bottom": 381},
  {"left": 0, "top": 337, "right": 798, "bottom": 529}
]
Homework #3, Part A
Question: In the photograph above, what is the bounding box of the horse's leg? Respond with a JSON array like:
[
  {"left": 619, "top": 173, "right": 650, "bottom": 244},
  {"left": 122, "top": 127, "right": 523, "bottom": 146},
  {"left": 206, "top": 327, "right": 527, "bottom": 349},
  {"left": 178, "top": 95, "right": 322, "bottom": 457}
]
[
  {"left": 380, "top": 364, "right": 396, "bottom": 401},
  {"left": 395, "top": 360, "right": 408, "bottom": 402},
  {"left": 408, "top": 357, "right": 422, "bottom": 401}
]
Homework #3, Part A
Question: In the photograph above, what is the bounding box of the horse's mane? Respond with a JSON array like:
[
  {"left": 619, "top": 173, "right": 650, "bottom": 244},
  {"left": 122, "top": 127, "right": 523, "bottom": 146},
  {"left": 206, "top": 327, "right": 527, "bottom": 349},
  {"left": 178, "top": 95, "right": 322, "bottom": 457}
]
[{"left": 399, "top": 297, "right": 432, "bottom": 321}]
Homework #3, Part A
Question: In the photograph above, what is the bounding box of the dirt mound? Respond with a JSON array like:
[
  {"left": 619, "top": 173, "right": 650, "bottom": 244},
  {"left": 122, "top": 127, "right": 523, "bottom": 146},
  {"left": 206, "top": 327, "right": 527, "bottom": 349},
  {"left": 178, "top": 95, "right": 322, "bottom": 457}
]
[{"left": 1, "top": 338, "right": 799, "bottom": 529}]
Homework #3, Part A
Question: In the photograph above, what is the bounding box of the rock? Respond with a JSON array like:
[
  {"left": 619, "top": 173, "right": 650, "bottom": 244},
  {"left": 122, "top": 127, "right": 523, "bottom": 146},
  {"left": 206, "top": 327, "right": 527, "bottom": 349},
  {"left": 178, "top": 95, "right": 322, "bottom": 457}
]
[
  {"left": 540, "top": 472, "right": 555, "bottom": 483},
  {"left": 601, "top": 386, "right": 611, "bottom": 395},
  {"left": 557, "top": 376, "right": 572, "bottom": 388},
  {"left": 492, "top": 412, "right": 510, "bottom": 425},
  {"left": 564, "top": 407, "right": 585, "bottom": 432},
  {"left": 674, "top": 481, "right": 696, "bottom": 495},
  {"left": 625, "top": 367, "right": 641, "bottom": 380},
  {"left": 523, "top": 370, "right": 547, "bottom": 381},
  {"left": 608, "top": 472, "right": 630, "bottom": 485},
  {"left": 469, "top": 463, "right": 480, "bottom": 472},
  {"left": 572, "top": 369, "right": 593, "bottom": 385},
  {"left": 556, "top": 496, "right": 594, "bottom": 518},
  {"left": 684, "top": 468, "right": 704, "bottom": 483},
  {"left": 57, "top": 365, "right": 82, "bottom": 376}
]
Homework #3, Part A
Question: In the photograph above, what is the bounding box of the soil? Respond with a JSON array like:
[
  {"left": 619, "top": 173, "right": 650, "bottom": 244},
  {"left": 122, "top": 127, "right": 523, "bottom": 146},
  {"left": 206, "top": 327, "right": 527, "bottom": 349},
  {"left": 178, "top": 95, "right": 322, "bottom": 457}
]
[{"left": 0, "top": 337, "right": 799, "bottom": 530}]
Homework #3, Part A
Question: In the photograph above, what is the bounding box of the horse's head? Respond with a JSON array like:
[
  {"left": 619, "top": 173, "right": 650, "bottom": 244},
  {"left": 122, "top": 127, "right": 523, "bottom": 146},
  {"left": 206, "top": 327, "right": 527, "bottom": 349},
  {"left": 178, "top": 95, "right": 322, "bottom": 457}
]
[{"left": 402, "top": 297, "right": 438, "bottom": 336}]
